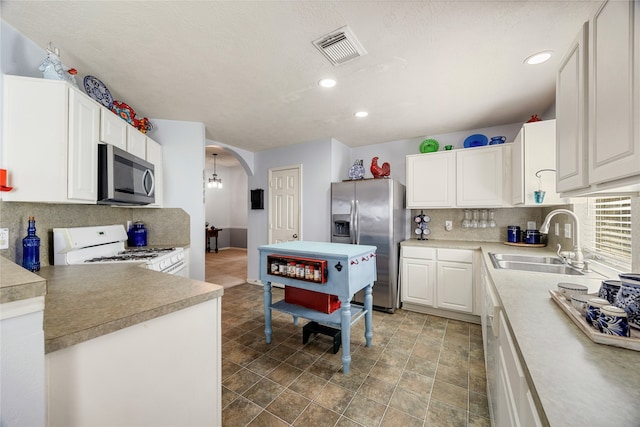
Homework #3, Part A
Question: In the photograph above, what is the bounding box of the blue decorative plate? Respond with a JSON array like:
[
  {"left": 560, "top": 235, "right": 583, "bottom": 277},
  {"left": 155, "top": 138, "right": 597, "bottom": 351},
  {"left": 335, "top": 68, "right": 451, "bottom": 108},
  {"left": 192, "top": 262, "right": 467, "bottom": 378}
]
[
  {"left": 463, "top": 134, "right": 488, "bottom": 148},
  {"left": 83, "top": 75, "right": 113, "bottom": 109}
]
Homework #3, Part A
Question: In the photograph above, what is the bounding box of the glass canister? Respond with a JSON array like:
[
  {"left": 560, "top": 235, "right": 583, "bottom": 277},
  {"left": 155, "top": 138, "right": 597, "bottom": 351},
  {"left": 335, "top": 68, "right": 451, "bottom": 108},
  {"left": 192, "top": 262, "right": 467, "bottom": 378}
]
[{"left": 128, "top": 221, "right": 148, "bottom": 247}]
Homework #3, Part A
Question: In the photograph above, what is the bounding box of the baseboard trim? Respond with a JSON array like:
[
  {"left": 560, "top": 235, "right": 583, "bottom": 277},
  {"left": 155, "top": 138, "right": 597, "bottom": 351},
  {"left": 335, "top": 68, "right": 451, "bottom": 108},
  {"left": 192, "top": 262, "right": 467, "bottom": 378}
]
[{"left": 401, "top": 302, "right": 480, "bottom": 324}]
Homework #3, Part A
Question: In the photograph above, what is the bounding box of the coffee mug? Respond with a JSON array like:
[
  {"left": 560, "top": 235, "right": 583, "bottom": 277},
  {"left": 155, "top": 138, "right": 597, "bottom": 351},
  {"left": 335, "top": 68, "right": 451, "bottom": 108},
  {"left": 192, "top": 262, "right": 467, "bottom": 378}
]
[
  {"left": 586, "top": 298, "right": 609, "bottom": 329},
  {"left": 598, "top": 305, "right": 630, "bottom": 337}
]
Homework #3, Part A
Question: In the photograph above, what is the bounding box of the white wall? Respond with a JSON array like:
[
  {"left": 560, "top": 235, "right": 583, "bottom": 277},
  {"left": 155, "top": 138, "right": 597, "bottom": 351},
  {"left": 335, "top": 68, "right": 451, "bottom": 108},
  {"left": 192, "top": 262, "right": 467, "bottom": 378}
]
[
  {"left": 151, "top": 119, "right": 207, "bottom": 280},
  {"left": 246, "top": 138, "right": 335, "bottom": 281},
  {"left": 204, "top": 163, "right": 248, "bottom": 230},
  {"left": 350, "top": 122, "right": 525, "bottom": 186},
  {"left": 0, "top": 20, "right": 46, "bottom": 164}
]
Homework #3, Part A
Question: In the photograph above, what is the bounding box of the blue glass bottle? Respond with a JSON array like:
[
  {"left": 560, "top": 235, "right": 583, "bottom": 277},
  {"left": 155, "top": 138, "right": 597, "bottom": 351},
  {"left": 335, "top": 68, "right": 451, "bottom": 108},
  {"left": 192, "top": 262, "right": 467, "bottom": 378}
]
[{"left": 22, "top": 216, "right": 40, "bottom": 272}]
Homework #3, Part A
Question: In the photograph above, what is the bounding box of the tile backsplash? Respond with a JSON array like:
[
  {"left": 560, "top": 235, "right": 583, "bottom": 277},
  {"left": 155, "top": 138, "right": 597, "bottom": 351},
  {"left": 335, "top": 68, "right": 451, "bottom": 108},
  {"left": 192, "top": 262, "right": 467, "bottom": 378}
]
[
  {"left": 0, "top": 201, "right": 190, "bottom": 267},
  {"left": 409, "top": 207, "right": 547, "bottom": 243}
]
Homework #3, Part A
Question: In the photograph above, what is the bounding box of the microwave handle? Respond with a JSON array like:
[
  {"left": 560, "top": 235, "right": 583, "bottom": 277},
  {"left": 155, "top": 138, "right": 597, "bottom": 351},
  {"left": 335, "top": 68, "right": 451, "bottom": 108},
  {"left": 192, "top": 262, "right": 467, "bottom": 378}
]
[{"left": 143, "top": 169, "right": 155, "bottom": 197}]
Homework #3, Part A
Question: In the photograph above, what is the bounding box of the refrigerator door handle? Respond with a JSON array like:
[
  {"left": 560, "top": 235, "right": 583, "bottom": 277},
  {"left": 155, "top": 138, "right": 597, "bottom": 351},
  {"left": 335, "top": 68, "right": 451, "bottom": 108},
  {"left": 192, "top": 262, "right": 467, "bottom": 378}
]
[
  {"left": 354, "top": 199, "right": 360, "bottom": 244},
  {"left": 350, "top": 200, "right": 356, "bottom": 244}
]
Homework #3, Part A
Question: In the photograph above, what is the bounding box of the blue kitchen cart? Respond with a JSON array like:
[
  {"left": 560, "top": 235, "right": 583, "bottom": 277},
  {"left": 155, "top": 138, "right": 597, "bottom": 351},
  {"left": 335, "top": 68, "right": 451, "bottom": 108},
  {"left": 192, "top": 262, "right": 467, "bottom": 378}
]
[{"left": 258, "top": 241, "right": 377, "bottom": 374}]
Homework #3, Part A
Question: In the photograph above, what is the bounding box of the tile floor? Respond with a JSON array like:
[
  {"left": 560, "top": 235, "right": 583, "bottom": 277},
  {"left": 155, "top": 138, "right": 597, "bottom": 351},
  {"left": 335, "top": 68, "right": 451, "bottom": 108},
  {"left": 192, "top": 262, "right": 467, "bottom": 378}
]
[
  {"left": 206, "top": 248, "right": 249, "bottom": 288},
  {"left": 219, "top": 283, "right": 490, "bottom": 427}
]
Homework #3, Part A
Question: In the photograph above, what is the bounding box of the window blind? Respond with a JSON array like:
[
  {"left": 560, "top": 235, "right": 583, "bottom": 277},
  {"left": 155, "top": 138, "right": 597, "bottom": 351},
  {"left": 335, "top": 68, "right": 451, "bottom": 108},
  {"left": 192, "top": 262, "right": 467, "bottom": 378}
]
[{"left": 585, "top": 197, "right": 632, "bottom": 268}]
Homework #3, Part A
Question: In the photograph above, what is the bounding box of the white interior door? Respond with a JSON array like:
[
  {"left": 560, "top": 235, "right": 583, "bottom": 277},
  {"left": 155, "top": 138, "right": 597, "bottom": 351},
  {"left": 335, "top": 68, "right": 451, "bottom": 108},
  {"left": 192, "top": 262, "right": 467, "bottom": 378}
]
[{"left": 268, "top": 165, "right": 301, "bottom": 244}]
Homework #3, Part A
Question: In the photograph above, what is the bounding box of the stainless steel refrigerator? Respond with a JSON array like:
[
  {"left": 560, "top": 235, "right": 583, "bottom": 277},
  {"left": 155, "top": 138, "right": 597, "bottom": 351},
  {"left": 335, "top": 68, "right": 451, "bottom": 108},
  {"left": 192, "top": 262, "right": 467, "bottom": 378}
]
[{"left": 331, "top": 179, "right": 406, "bottom": 312}]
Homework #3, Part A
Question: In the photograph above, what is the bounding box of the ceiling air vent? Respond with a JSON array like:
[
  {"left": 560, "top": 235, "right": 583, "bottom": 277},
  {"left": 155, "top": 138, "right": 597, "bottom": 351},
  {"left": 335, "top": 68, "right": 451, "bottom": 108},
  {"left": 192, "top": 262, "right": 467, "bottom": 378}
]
[{"left": 312, "top": 26, "right": 367, "bottom": 66}]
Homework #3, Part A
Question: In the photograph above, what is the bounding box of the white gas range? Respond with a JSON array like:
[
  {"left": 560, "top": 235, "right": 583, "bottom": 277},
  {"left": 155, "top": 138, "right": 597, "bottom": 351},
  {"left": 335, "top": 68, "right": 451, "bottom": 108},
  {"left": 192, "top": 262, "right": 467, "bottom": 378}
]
[{"left": 53, "top": 225, "right": 186, "bottom": 276}]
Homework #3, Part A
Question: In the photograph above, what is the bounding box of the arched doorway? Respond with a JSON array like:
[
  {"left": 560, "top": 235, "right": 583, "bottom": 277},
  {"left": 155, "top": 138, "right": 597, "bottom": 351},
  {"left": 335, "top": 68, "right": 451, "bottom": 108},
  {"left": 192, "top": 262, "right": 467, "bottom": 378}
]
[{"left": 204, "top": 145, "right": 248, "bottom": 287}]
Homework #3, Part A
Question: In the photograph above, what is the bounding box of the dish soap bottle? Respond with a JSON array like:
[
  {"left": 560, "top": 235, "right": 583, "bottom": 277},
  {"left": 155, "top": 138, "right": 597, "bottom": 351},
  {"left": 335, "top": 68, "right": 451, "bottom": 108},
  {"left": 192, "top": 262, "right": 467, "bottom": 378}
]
[{"left": 22, "top": 216, "right": 40, "bottom": 272}]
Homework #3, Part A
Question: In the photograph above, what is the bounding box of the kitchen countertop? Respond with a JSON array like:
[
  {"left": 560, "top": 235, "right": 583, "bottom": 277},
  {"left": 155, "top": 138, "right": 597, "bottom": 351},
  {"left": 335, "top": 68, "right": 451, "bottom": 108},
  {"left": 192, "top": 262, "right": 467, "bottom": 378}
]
[
  {"left": 0, "top": 256, "right": 47, "bottom": 304},
  {"left": 38, "top": 263, "right": 223, "bottom": 354},
  {"left": 401, "top": 239, "right": 640, "bottom": 426}
]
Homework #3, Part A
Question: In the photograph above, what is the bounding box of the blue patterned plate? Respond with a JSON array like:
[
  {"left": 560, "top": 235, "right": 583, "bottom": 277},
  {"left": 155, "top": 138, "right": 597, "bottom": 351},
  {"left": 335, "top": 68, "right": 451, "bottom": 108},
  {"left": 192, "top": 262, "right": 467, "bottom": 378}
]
[
  {"left": 463, "top": 134, "right": 488, "bottom": 148},
  {"left": 83, "top": 75, "right": 113, "bottom": 109}
]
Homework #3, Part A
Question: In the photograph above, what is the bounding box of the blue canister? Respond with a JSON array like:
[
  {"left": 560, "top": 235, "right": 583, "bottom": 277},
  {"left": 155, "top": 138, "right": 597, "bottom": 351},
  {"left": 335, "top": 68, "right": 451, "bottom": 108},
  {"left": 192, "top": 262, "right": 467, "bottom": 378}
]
[
  {"left": 507, "top": 226, "right": 521, "bottom": 243},
  {"left": 524, "top": 230, "right": 541, "bottom": 244},
  {"left": 128, "top": 221, "right": 148, "bottom": 247}
]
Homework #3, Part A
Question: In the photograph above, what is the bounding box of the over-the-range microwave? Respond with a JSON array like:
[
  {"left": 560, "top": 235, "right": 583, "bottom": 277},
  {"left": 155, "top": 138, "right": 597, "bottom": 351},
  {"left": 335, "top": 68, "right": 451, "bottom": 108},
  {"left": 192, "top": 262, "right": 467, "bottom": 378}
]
[{"left": 98, "top": 144, "right": 155, "bottom": 206}]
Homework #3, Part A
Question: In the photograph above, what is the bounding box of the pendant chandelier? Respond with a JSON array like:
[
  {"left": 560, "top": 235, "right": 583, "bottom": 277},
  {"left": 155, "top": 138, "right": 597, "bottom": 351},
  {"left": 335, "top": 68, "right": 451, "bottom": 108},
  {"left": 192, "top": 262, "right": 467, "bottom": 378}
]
[{"left": 208, "top": 153, "right": 223, "bottom": 189}]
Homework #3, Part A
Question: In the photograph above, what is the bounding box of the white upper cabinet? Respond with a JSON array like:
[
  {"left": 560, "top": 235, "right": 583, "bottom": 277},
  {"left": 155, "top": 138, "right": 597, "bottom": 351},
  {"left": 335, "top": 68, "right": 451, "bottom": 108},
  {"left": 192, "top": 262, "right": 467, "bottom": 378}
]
[
  {"left": 588, "top": 0, "right": 640, "bottom": 186},
  {"left": 406, "top": 151, "right": 455, "bottom": 208},
  {"left": 2, "top": 76, "right": 98, "bottom": 204},
  {"left": 457, "top": 145, "right": 510, "bottom": 207},
  {"left": 512, "top": 120, "right": 566, "bottom": 206},
  {"left": 146, "top": 138, "right": 163, "bottom": 207},
  {"left": 556, "top": 23, "right": 590, "bottom": 193},
  {"left": 127, "top": 126, "right": 147, "bottom": 159},
  {"left": 556, "top": 1, "right": 640, "bottom": 195},
  {"left": 406, "top": 145, "right": 511, "bottom": 208},
  {"left": 99, "top": 108, "right": 127, "bottom": 150},
  {"left": 67, "top": 89, "right": 100, "bottom": 202}
]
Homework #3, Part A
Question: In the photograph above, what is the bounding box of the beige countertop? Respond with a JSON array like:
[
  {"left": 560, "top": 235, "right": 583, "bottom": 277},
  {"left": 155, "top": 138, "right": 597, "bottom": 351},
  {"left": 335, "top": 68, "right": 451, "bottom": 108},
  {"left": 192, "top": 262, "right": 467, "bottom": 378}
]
[
  {"left": 38, "top": 264, "right": 223, "bottom": 354},
  {"left": 0, "top": 256, "right": 47, "bottom": 304},
  {"left": 402, "top": 239, "right": 640, "bottom": 426}
]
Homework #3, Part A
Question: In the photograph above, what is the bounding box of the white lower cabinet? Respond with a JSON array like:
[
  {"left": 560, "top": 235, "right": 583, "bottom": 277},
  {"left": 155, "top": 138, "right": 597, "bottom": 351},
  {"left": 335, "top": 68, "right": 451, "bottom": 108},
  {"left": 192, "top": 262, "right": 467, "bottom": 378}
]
[
  {"left": 436, "top": 260, "right": 473, "bottom": 312},
  {"left": 401, "top": 247, "right": 436, "bottom": 306},
  {"left": 401, "top": 246, "right": 474, "bottom": 317},
  {"left": 494, "top": 312, "right": 542, "bottom": 427},
  {"left": 46, "top": 298, "right": 221, "bottom": 426},
  {"left": 483, "top": 261, "right": 542, "bottom": 427}
]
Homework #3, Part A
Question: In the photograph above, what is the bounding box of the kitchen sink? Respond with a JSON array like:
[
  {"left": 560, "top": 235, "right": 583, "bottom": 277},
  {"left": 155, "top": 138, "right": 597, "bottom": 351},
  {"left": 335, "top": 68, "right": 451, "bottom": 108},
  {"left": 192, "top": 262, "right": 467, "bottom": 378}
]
[
  {"left": 488, "top": 253, "right": 584, "bottom": 276},
  {"left": 489, "top": 253, "right": 564, "bottom": 265}
]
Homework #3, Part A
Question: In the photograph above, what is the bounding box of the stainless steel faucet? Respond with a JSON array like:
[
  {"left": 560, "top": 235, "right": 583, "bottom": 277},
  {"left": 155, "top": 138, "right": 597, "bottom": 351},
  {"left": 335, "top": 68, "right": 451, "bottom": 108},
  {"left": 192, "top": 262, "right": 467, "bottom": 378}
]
[{"left": 540, "top": 209, "right": 584, "bottom": 269}]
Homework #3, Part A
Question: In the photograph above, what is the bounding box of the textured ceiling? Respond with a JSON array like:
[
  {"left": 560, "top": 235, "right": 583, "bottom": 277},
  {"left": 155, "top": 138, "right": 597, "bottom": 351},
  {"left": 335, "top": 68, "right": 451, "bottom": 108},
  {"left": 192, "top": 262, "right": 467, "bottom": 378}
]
[{"left": 1, "top": 1, "right": 597, "bottom": 155}]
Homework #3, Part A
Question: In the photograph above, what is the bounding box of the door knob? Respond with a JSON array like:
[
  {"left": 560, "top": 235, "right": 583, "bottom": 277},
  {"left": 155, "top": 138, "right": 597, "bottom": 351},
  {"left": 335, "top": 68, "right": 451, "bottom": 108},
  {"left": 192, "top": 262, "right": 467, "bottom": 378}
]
[{"left": 293, "top": 234, "right": 298, "bottom": 239}]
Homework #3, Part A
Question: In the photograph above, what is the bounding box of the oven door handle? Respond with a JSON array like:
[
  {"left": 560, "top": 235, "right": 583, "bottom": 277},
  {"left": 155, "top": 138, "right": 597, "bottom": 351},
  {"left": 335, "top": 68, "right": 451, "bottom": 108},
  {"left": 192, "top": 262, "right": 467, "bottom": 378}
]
[{"left": 142, "top": 169, "right": 155, "bottom": 197}]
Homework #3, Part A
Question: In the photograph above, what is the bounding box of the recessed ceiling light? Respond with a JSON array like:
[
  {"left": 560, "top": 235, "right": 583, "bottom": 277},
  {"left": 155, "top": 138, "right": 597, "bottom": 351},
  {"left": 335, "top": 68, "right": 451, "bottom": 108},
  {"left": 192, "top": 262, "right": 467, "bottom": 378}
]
[
  {"left": 355, "top": 111, "right": 368, "bottom": 118},
  {"left": 524, "top": 51, "right": 553, "bottom": 65},
  {"left": 318, "top": 78, "right": 336, "bottom": 88}
]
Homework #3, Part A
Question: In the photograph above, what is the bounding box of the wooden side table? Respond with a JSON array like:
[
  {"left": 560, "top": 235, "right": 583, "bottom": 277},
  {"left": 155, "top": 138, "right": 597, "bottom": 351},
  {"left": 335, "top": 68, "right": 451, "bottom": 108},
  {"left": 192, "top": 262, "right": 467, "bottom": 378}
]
[{"left": 206, "top": 228, "right": 222, "bottom": 253}]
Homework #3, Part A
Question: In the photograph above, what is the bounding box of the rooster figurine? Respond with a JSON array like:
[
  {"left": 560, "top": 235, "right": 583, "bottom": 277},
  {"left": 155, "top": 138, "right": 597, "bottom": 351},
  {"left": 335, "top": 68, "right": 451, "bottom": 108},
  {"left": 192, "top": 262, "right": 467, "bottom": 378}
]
[{"left": 370, "top": 157, "right": 391, "bottom": 179}]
